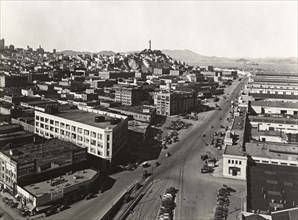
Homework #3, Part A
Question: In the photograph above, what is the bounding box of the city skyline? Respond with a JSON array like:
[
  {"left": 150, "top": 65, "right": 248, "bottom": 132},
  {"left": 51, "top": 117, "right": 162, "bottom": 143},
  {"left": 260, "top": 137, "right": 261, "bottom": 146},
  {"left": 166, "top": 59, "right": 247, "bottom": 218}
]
[{"left": 0, "top": 1, "right": 297, "bottom": 58}]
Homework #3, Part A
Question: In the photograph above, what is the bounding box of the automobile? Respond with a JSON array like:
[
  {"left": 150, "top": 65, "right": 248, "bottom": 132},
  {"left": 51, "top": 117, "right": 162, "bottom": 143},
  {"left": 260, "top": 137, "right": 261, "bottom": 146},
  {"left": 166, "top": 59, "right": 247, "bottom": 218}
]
[
  {"left": 166, "top": 153, "right": 171, "bottom": 157},
  {"left": 85, "top": 193, "right": 95, "bottom": 200},
  {"left": 142, "top": 170, "right": 149, "bottom": 178},
  {"left": 142, "top": 162, "right": 150, "bottom": 167},
  {"left": 220, "top": 125, "right": 225, "bottom": 128},
  {"left": 201, "top": 165, "right": 213, "bottom": 173},
  {"left": 57, "top": 205, "right": 67, "bottom": 212},
  {"left": 155, "top": 162, "right": 161, "bottom": 167}
]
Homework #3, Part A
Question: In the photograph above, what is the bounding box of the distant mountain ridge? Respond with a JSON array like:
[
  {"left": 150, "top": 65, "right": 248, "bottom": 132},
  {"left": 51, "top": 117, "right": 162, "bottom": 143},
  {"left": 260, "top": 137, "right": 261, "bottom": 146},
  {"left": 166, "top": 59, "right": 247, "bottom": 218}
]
[
  {"left": 162, "top": 49, "right": 297, "bottom": 65},
  {"left": 58, "top": 49, "right": 297, "bottom": 64}
]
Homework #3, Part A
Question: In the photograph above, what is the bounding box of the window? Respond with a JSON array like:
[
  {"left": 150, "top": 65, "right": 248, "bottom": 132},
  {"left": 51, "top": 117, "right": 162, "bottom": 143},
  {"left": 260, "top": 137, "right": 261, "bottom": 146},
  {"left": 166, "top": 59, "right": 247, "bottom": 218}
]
[
  {"left": 78, "top": 128, "right": 82, "bottom": 134},
  {"left": 235, "top": 161, "right": 238, "bottom": 165},
  {"left": 239, "top": 161, "right": 242, "bottom": 165},
  {"left": 36, "top": 115, "right": 40, "bottom": 120},
  {"left": 91, "top": 139, "right": 96, "bottom": 146},
  {"left": 84, "top": 130, "right": 89, "bottom": 136},
  {"left": 228, "top": 160, "right": 230, "bottom": 164},
  {"left": 91, "top": 131, "right": 96, "bottom": 138},
  {"left": 50, "top": 120, "right": 54, "bottom": 125},
  {"left": 45, "top": 118, "right": 49, "bottom": 123},
  {"left": 77, "top": 136, "right": 83, "bottom": 142},
  {"left": 40, "top": 117, "right": 44, "bottom": 122},
  {"left": 40, "top": 123, "right": 44, "bottom": 128},
  {"left": 232, "top": 160, "right": 234, "bottom": 164},
  {"left": 66, "top": 124, "right": 70, "bottom": 130},
  {"left": 55, "top": 121, "right": 59, "bottom": 126},
  {"left": 71, "top": 126, "right": 76, "bottom": 132},
  {"left": 35, "top": 122, "right": 39, "bottom": 126},
  {"left": 61, "top": 123, "right": 65, "bottom": 128}
]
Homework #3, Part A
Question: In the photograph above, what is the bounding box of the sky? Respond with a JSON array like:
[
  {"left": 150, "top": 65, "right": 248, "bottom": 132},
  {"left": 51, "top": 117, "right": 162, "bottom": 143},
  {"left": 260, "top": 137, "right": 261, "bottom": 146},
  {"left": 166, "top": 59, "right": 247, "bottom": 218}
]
[{"left": 0, "top": 0, "right": 297, "bottom": 58}]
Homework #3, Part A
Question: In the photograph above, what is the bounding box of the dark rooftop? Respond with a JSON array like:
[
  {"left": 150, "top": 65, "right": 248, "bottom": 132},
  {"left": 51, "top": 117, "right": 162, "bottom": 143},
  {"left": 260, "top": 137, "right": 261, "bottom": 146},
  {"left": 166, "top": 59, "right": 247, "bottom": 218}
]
[
  {"left": 249, "top": 115, "right": 298, "bottom": 125},
  {"left": 251, "top": 101, "right": 298, "bottom": 109},
  {"left": 247, "top": 163, "right": 298, "bottom": 213},
  {"left": 250, "top": 93, "right": 298, "bottom": 100},
  {"left": 1, "top": 139, "right": 83, "bottom": 164}
]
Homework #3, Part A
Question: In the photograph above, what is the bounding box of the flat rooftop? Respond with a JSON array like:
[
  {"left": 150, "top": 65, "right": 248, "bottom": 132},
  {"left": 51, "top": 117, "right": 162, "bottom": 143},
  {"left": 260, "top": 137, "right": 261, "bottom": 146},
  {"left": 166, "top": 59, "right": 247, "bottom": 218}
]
[
  {"left": 0, "top": 124, "right": 22, "bottom": 133},
  {"left": 251, "top": 101, "right": 298, "bottom": 109},
  {"left": 24, "top": 169, "right": 97, "bottom": 197},
  {"left": 250, "top": 93, "right": 298, "bottom": 100},
  {"left": 110, "top": 105, "right": 156, "bottom": 115},
  {"left": 251, "top": 128, "right": 287, "bottom": 138},
  {"left": 246, "top": 142, "right": 298, "bottom": 162},
  {"left": 2, "top": 139, "right": 83, "bottom": 164},
  {"left": 128, "top": 120, "right": 150, "bottom": 134},
  {"left": 54, "top": 110, "right": 121, "bottom": 129},
  {"left": 247, "top": 163, "right": 298, "bottom": 212},
  {"left": 249, "top": 115, "right": 298, "bottom": 125},
  {"left": 224, "top": 145, "right": 247, "bottom": 157}
]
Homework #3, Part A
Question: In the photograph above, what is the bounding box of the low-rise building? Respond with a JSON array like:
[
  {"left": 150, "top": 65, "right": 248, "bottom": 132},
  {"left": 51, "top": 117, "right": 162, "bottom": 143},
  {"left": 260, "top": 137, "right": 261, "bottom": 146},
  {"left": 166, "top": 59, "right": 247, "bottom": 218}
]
[
  {"left": 0, "top": 139, "right": 87, "bottom": 191},
  {"left": 109, "top": 105, "right": 156, "bottom": 123},
  {"left": 0, "top": 74, "right": 28, "bottom": 88},
  {"left": 250, "top": 101, "right": 298, "bottom": 116},
  {"left": 223, "top": 142, "right": 298, "bottom": 180},
  {"left": 16, "top": 169, "right": 98, "bottom": 210},
  {"left": 249, "top": 115, "right": 298, "bottom": 134}
]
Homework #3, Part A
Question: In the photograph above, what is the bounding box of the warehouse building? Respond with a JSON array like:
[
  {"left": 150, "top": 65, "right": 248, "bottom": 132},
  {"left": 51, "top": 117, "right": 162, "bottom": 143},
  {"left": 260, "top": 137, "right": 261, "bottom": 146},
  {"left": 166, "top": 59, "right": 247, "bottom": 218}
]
[
  {"left": 34, "top": 109, "right": 128, "bottom": 166},
  {"left": 0, "top": 139, "right": 87, "bottom": 191}
]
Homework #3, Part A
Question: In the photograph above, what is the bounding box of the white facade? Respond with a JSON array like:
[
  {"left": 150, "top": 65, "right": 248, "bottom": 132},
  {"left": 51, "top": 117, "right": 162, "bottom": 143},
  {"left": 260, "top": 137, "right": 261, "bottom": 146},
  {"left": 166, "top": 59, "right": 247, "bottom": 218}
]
[
  {"left": 251, "top": 105, "right": 298, "bottom": 116},
  {"left": 222, "top": 154, "right": 247, "bottom": 180},
  {"left": 34, "top": 111, "right": 128, "bottom": 161},
  {"left": 250, "top": 120, "right": 298, "bottom": 134}
]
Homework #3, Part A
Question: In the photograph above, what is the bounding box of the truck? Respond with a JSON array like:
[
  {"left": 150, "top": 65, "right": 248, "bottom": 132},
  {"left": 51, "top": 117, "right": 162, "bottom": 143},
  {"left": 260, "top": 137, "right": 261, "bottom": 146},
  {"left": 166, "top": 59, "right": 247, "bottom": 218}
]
[{"left": 201, "top": 165, "right": 214, "bottom": 173}]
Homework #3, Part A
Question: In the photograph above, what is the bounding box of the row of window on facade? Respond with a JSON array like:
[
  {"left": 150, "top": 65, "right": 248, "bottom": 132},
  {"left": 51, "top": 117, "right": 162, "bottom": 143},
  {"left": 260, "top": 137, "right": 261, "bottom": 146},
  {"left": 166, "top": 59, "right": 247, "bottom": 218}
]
[
  {"left": 35, "top": 120, "right": 106, "bottom": 140},
  {"left": 227, "top": 159, "right": 242, "bottom": 165},
  {"left": 35, "top": 128, "right": 106, "bottom": 148}
]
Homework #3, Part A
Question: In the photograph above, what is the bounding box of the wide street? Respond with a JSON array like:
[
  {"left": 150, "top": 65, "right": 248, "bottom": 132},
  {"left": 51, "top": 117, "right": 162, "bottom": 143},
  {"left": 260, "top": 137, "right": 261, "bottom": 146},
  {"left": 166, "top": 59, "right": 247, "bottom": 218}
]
[
  {"left": 46, "top": 80, "right": 245, "bottom": 220},
  {"left": 127, "top": 79, "right": 246, "bottom": 220}
]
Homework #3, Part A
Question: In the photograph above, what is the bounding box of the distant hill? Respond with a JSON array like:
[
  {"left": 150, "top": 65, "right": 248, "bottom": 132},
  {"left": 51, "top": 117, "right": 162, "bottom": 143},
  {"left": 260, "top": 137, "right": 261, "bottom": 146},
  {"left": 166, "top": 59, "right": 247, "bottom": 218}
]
[
  {"left": 59, "top": 49, "right": 297, "bottom": 65},
  {"left": 59, "top": 50, "right": 115, "bottom": 56},
  {"left": 162, "top": 49, "right": 232, "bottom": 63},
  {"left": 162, "top": 49, "right": 297, "bottom": 65},
  {"left": 93, "top": 51, "right": 116, "bottom": 56}
]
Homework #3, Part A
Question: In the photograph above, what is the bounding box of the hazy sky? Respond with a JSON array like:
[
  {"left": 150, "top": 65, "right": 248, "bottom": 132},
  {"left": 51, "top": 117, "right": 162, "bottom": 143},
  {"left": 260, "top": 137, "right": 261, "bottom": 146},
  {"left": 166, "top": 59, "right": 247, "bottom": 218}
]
[{"left": 0, "top": 1, "right": 297, "bottom": 58}]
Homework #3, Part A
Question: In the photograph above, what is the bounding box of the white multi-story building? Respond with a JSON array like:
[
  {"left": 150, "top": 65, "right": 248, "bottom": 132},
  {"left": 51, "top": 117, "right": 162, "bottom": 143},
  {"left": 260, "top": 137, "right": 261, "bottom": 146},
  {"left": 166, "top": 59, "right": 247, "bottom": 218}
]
[{"left": 34, "top": 109, "right": 128, "bottom": 164}]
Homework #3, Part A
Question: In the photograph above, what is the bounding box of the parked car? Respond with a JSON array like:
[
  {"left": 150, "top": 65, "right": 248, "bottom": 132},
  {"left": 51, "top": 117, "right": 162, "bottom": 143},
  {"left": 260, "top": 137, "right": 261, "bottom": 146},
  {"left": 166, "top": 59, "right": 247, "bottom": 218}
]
[
  {"left": 85, "top": 193, "right": 95, "bottom": 200},
  {"left": 166, "top": 153, "right": 171, "bottom": 157},
  {"left": 155, "top": 162, "right": 161, "bottom": 167},
  {"left": 142, "top": 162, "right": 150, "bottom": 168},
  {"left": 142, "top": 170, "right": 149, "bottom": 178}
]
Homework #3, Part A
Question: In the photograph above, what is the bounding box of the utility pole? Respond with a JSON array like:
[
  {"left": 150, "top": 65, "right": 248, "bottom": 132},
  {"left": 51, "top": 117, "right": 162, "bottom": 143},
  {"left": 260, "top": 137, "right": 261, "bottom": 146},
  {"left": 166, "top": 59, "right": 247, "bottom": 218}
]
[{"left": 149, "top": 40, "right": 151, "bottom": 50}]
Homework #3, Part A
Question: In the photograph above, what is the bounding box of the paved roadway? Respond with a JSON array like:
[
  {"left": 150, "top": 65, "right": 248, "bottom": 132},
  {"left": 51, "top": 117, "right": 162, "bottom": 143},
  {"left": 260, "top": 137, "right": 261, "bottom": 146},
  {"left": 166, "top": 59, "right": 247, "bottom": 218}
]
[
  {"left": 47, "top": 80, "right": 245, "bottom": 220},
  {"left": 127, "top": 80, "right": 245, "bottom": 220}
]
